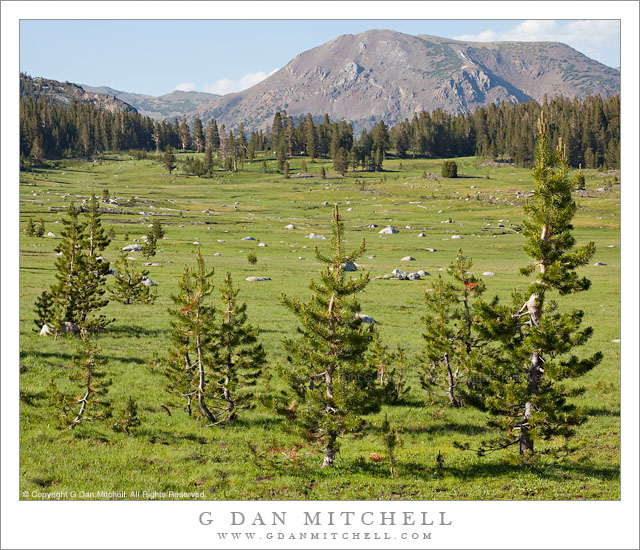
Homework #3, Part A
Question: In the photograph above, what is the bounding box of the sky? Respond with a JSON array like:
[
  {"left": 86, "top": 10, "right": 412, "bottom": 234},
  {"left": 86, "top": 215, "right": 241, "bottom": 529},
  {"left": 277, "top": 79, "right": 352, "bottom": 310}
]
[{"left": 20, "top": 19, "right": 620, "bottom": 97}]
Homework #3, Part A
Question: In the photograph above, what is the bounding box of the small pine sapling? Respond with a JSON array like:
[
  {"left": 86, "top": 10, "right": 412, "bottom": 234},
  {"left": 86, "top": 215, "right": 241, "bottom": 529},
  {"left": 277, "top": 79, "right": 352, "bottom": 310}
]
[
  {"left": 165, "top": 251, "right": 217, "bottom": 422},
  {"left": 151, "top": 218, "right": 165, "bottom": 240},
  {"left": 419, "top": 250, "right": 484, "bottom": 407},
  {"left": 110, "top": 254, "right": 157, "bottom": 305},
  {"left": 210, "top": 273, "right": 266, "bottom": 422},
  {"left": 67, "top": 329, "right": 112, "bottom": 429},
  {"left": 366, "top": 330, "right": 411, "bottom": 405},
  {"left": 36, "top": 218, "right": 45, "bottom": 237},
  {"left": 142, "top": 232, "right": 157, "bottom": 260},
  {"left": 381, "top": 415, "right": 402, "bottom": 478},
  {"left": 280, "top": 205, "right": 379, "bottom": 468},
  {"left": 25, "top": 218, "right": 35, "bottom": 237},
  {"left": 247, "top": 251, "right": 258, "bottom": 265},
  {"left": 113, "top": 396, "right": 141, "bottom": 435}
]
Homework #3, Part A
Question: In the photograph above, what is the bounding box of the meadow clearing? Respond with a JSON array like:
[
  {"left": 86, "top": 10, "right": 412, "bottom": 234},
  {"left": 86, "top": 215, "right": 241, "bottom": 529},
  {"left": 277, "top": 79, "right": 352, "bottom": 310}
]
[{"left": 18, "top": 153, "right": 621, "bottom": 499}]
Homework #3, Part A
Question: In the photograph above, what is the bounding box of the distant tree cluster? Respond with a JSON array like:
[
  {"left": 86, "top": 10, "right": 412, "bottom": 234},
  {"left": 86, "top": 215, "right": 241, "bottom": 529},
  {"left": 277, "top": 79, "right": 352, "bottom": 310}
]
[{"left": 20, "top": 69, "right": 619, "bottom": 172}]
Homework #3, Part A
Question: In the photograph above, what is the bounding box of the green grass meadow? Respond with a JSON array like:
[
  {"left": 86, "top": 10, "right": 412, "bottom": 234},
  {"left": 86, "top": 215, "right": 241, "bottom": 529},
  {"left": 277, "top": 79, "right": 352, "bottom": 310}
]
[{"left": 18, "top": 153, "right": 621, "bottom": 500}]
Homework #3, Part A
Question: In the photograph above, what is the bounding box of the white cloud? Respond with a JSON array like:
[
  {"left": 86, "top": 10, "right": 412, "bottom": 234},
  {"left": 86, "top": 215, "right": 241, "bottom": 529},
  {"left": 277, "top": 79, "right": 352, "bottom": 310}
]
[
  {"left": 454, "top": 20, "right": 620, "bottom": 67},
  {"left": 175, "top": 82, "right": 197, "bottom": 92},
  {"left": 203, "top": 68, "right": 278, "bottom": 95}
]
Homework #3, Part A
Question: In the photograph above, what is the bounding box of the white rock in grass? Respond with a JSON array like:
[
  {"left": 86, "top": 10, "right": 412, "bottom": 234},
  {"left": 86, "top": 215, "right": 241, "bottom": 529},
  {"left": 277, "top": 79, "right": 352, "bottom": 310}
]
[
  {"left": 408, "top": 273, "right": 421, "bottom": 280},
  {"left": 308, "top": 233, "right": 326, "bottom": 239},
  {"left": 417, "top": 270, "right": 430, "bottom": 276},
  {"left": 193, "top": 241, "right": 200, "bottom": 245},
  {"left": 40, "top": 324, "right": 51, "bottom": 336},
  {"left": 342, "top": 261, "right": 358, "bottom": 272},
  {"left": 355, "top": 313, "right": 376, "bottom": 324},
  {"left": 379, "top": 226, "right": 399, "bottom": 235},
  {"left": 401, "top": 256, "right": 416, "bottom": 262},
  {"left": 122, "top": 244, "right": 143, "bottom": 252},
  {"left": 242, "top": 236, "right": 256, "bottom": 241},
  {"left": 611, "top": 338, "right": 620, "bottom": 343},
  {"left": 418, "top": 232, "right": 426, "bottom": 237},
  {"left": 593, "top": 262, "right": 607, "bottom": 266},
  {"left": 298, "top": 257, "right": 305, "bottom": 260},
  {"left": 285, "top": 223, "right": 296, "bottom": 230},
  {"left": 141, "top": 277, "right": 155, "bottom": 287},
  {"left": 258, "top": 242, "right": 267, "bottom": 247},
  {"left": 483, "top": 272, "right": 496, "bottom": 276},
  {"left": 214, "top": 253, "right": 222, "bottom": 256},
  {"left": 245, "top": 276, "right": 271, "bottom": 282},
  {"left": 391, "top": 269, "right": 407, "bottom": 276},
  {"left": 217, "top": 239, "right": 225, "bottom": 243},
  {"left": 346, "top": 207, "right": 354, "bottom": 211},
  {"left": 451, "top": 235, "right": 463, "bottom": 239},
  {"left": 426, "top": 248, "right": 437, "bottom": 252},
  {"left": 47, "top": 232, "right": 56, "bottom": 237}
]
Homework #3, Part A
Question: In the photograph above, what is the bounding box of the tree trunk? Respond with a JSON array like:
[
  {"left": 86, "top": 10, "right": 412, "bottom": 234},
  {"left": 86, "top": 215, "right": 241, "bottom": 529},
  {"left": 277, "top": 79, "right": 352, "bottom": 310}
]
[
  {"left": 321, "top": 431, "right": 337, "bottom": 468},
  {"left": 196, "top": 335, "right": 216, "bottom": 423},
  {"left": 520, "top": 350, "right": 543, "bottom": 454},
  {"left": 223, "top": 374, "right": 236, "bottom": 421},
  {"left": 444, "top": 353, "right": 460, "bottom": 407}
]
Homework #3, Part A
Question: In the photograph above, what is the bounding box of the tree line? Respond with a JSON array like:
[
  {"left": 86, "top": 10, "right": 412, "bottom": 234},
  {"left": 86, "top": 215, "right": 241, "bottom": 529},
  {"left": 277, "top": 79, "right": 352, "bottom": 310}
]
[
  {"left": 21, "top": 82, "right": 619, "bottom": 171},
  {"left": 33, "top": 116, "right": 601, "bottom": 467}
]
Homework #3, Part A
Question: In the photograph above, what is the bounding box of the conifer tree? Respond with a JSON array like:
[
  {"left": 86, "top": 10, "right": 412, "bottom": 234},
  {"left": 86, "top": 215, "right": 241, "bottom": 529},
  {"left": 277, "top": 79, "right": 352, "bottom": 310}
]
[
  {"left": 142, "top": 232, "right": 157, "bottom": 260},
  {"left": 209, "top": 273, "right": 265, "bottom": 422},
  {"left": 419, "top": 251, "right": 485, "bottom": 407},
  {"left": 163, "top": 147, "right": 176, "bottom": 174},
  {"left": 67, "top": 328, "right": 112, "bottom": 429},
  {"left": 280, "top": 206, "right": 379, "bottom": 467},
  {"left": 110, "top": 254, "right": 157, "bottom": 305},
  {"left": 36, "top": 218, "right": 45, "bottom": 237},
  {"left": 165, "top": 251, "right": 217, "bottom": 422},
  {"left": 25, "top": 218, "right": 35, "bottom": 237},
  {"left": 460, "top": 113, "right": 602, "bottom": 456},
  {"left": 366, "top": 329, "right": 411, "bottom": 405},
  {"left": 43, "top": 204, "right": 111, "bottom": 335},
  {"left": 151, "top": 218, "right": 165, "bottom": 240}
]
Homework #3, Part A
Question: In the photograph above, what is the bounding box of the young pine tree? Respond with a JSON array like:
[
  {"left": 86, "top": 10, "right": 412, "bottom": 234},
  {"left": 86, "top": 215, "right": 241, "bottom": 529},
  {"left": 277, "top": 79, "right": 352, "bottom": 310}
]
[
  {"left": 460, "top": 113, "right": 602, "bottom": 456},
  {"left": 419, "top": 251, "right": 485, "bottom": 407},
  {"left": 44, "top": 204, "right": 110, "bottom": 335},
  {"left": 280, "top": 206, "right": 380, "bottom": 467},
  {"left": 25, "top": 218, "right": 35, "bottom": 237},
  {"left": 142, "top": 232, "right": 157, "bottom": 260},
  {"left": 151, "top": 218, "right": 165, "bottom": 240},
  {"left": 67, "top": 328, "right": 112, "bottom": 429},
  {"left": 110, "top": 254, "right": 157, "bottom": 305},
  {"left": 209, "top": 273, "right": 266, "bottom": 422},
  {"left": 36, "top": 218, "right": 45, "bottom": 237},
  {"left": 366, "top": 329, "right": 411, "bottom": 405},
  {"left": 165, "top": 251, "right": 217, "bottom": 422},
  {"left": 164, "top": 147, "right": 176, "bottom": 174}
]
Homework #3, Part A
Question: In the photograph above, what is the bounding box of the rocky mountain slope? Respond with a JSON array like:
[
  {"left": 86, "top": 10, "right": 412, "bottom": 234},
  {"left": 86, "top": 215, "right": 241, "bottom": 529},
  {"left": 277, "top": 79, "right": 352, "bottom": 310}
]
[
  {"left": 79, "top": 85, "right": 219, "bottom": 120},
  {"left": 20, "top": 74, "right": 137, "bottom": 114},
  {"left": 201, "top": 29, "right": 619, "bottom": 131}
]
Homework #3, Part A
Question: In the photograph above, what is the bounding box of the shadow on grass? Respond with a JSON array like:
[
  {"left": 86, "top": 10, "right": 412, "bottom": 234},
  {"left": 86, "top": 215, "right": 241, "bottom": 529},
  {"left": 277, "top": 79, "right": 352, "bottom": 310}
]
[
  {"left": 400, "top": 459, "right": 620, "bottom": 484},
  {"left": 584, "top": 407, "right": 620, "bottom": 417},
  {"left": 22, "top": 350, "right": 147, "bottom": 366},
  {"left": 107, "top": 325, "right": 170, "bottom": 338},
  {"left": 366, "top": 421, "right": 489, "bottom": 437}
]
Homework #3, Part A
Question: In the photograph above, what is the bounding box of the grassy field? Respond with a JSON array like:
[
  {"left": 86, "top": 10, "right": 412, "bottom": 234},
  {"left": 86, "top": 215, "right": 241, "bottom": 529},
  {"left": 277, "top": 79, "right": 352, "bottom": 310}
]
[{"left": 18, "top": 153, "right": 621, "bottom": 500}]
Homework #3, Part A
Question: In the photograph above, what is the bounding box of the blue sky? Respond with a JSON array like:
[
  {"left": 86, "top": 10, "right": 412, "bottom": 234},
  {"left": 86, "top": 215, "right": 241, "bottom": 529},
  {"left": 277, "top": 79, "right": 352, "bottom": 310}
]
[{"left": 20, "top": 20, "right": 620, "bottom": 97}]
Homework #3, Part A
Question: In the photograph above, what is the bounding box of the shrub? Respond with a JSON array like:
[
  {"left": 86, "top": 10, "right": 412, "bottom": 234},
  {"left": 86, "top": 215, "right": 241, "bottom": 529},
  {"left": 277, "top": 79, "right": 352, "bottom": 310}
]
[{"left": 441, "top": 160, "right": 458, "bottom": 178}]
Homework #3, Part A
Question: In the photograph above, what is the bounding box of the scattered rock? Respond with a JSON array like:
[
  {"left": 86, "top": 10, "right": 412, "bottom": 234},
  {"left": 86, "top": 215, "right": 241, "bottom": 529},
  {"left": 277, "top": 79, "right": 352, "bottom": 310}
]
[
  {"left": 346, "top": 207, "right": 354, "bottom": 211},
  {"left": 298, "top": 257, "right": 305, "bottom": 260},
  {"left": 245, "top": 276, "right": 271, "bottom": 282},
  {"left": 355, "top": 313, "right": 376, "bottom": 324},
  {"left": 593, "top": 262, "right": 607, "bottom": 266},
  {"left": 143, "top": 262, "right": 161, "bottom": 267},
  {"left": 242, "top": 236, "right": 256, "bottom": 241},
  {"left": 391, "top": 269, "right": 407, "bottom": 275},
  {"left": 141, "top": 278, "right": 155, "bottom": 287},
  {"left": 39, "top": 324, "right": 51, "bottom": 336},
  {"left": 258, "top": 243, "right": 267, "bottom": 247},
  {"left": 401, "top": 256, "right": 416, "bottom": 262},
  {"left": 322, "top": 201, "right": 329, "bottom": 206},
  {"left": 379, "top": 226, "right": 399, "bottom": 235},
  {"left": 285, "top": 223, "right": 296, "bottom": 230},
  {"left": 193, "top": 241, "right": 200, "bottom": 245},
  {"left": 214, "top": 253, "right": 222, "bottom": 256},
  {"left": 308, "top": 233, "right": 326, "bottom": 239},
  {"left": 418, "top": 233, "right": 426, "bottom": 237},
  {"left": 343, "top": 261, "right": 358, "bottom": 272},
  {"left": 417, "top": 270, "right": 430, "bottom": 276},
  {"left": 122, "top": 244, "right": 143, "bottom": 252},
  {"left": 217, "top": 239, "right": 225, "bottom": 243},
  {"left": 483, "top": 272, "right": 496, "bottom": 276},
  {"left": 426, "top": 248, "right": 437, "bottom": 252},
  {"left": 47, "top": 232, "right": 56, "bottom": 237},
  {"left": 408, "top": 273, "right": 421, "bottom": 280},
  {"left": 368, "top": 224, "right": 378, "bottom": 229},
  {"left": 611, "top": 338, "right": 620, "bottom": 343},
  {"left": 451, "top": 235, "right": 463, "bottom": 239}
]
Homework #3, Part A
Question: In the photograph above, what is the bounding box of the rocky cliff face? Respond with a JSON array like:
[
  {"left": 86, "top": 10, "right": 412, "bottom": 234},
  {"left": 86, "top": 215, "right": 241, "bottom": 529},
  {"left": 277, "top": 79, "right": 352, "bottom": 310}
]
[{"left": 20, "top": 74, "right": 137, "bottom": 114}]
